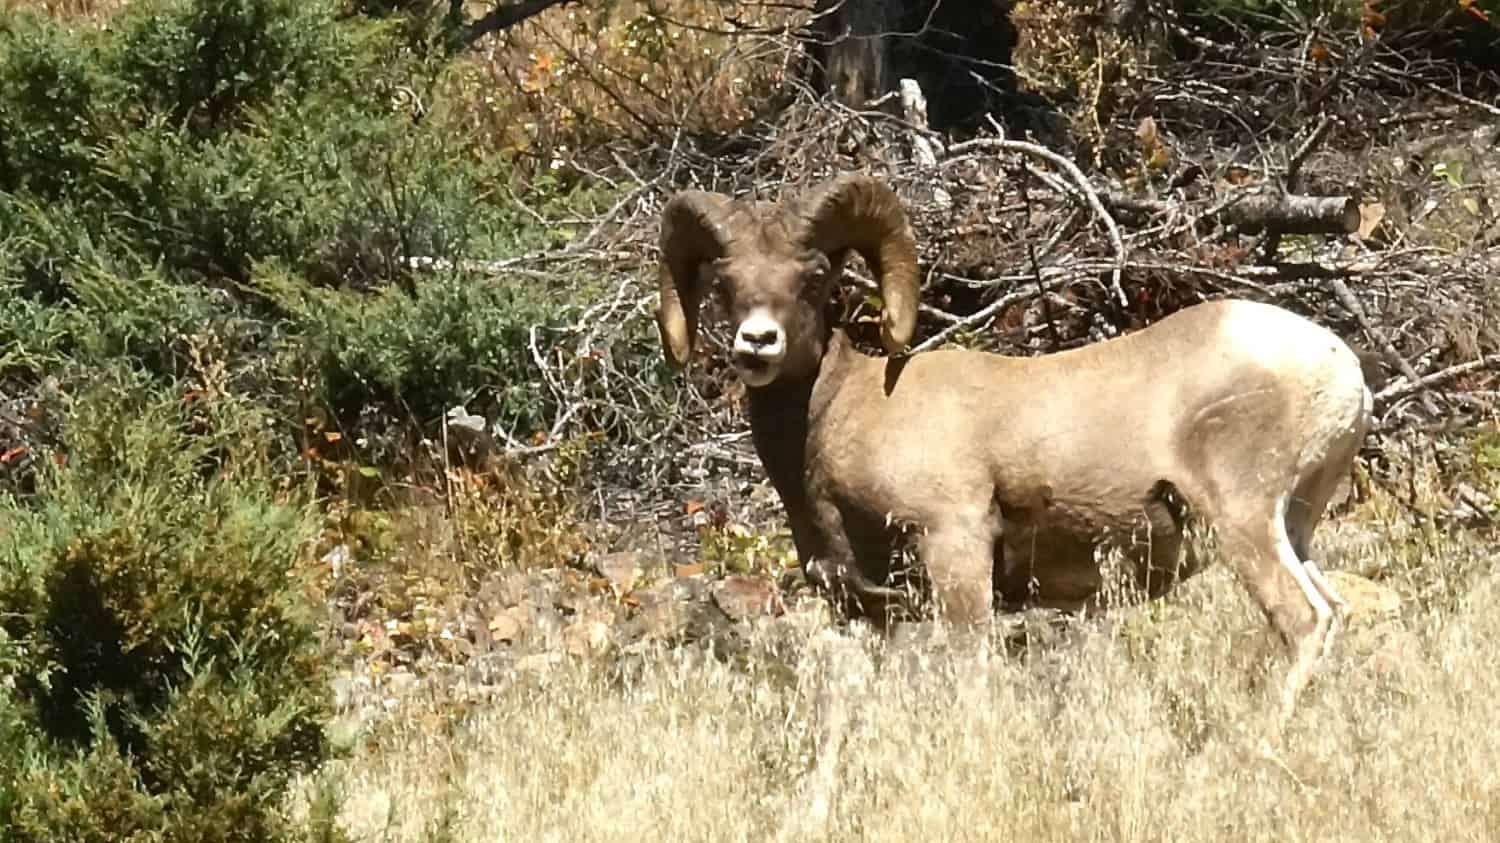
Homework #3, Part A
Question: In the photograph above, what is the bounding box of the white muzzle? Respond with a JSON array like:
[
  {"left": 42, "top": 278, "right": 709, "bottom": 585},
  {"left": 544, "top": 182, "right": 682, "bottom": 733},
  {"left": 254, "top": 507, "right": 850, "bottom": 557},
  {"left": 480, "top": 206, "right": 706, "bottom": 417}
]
[{"left": 732, "top": 311, "right": 786, "bottom": 387}]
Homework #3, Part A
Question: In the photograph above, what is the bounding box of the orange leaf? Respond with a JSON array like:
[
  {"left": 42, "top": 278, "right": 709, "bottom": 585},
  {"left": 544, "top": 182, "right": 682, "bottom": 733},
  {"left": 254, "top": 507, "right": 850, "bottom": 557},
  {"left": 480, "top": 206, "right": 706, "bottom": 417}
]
[
  {"left": 324, "top": 431, "right": 343, "bottom": 443},
  {"left": 684, "top": 499, "right": 705, "bottom": 515},
  {"left": 0, "top": 445, "right": 26, "bottom": 463}
]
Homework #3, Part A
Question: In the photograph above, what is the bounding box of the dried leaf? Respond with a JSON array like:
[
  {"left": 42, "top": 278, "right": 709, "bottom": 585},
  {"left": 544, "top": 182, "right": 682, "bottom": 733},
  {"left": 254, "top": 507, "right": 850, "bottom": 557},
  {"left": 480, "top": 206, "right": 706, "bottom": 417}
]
[
  {"left": 324, "top": 431, "right": 343, "bottom": 442},
  {"left": 1462, "top": 197, "right": 1482, "bottom": 217},
  {"left": 1357, "top": 202, "right": 1386, "bottom": 239},
  {"left": 674, "top": 562, "right": 706, "bottom": 578},
  {"left": 684, "top": 499, "right": 705, "bottom": 515},
  {"left": 1224, "top": 165, "right": 1255, "bottom": 186},
  {"left": 1134, "top": 115, "right": 1159, "bottom": 148}
]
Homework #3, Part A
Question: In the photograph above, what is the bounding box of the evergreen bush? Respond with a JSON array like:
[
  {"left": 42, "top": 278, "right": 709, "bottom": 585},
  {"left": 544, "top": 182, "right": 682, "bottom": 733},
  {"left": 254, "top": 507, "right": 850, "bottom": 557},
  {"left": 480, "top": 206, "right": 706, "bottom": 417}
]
[{"left": 0, "top": 368, "right": 331, "bottom": 841}]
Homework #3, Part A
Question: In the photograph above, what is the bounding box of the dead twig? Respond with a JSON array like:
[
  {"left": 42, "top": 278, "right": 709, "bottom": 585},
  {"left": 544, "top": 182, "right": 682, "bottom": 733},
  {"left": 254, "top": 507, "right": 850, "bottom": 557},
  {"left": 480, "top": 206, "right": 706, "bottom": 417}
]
[
  {"left": 1378, "top": 355, "right": 1500, "bottom": 405},
  {"left": 945, "top": 133, "right": 1129, "bottom": 308},
  {"left": 1323, "top": 276, "right": 1441, "bottom": 415}
]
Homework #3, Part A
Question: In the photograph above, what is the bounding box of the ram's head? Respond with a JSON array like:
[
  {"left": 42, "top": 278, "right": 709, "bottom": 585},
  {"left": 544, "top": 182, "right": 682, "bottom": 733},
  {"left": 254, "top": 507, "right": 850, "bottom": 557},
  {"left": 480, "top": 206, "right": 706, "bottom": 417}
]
[{"left": 655, "top": 173, "right": 920, "bottom": 386}]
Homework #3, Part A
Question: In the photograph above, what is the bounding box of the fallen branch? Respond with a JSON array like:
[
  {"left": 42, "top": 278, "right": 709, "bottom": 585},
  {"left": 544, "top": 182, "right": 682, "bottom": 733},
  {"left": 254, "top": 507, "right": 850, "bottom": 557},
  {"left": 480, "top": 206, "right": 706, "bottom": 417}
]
[
  {"left": 1264, "top": 115, "right": 1335, "bottom": 259},
  {"left": 460, "top": 0, "right": 582, "bottom": 48},
  {"left": 1101, "top": 186, "right": 1358, "bottom": 240},
  {"left": 945, "top": 135, "right": 1129, "bottom": 308},
  {"left": 1223, "top": 188, "right": 1360, "bottom": 235},
  {"left": 1377, "top": 354, "right": 1500, "bottom": 405},
  {"left": 1323, "top": 276, "right": 1440, "bottom": 415}
]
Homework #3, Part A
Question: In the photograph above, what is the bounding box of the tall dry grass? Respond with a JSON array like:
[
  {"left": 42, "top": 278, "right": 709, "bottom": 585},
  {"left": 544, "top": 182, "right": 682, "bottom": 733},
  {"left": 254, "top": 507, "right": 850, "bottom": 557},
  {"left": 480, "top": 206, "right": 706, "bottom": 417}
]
[
  {"left": 1, "top": 0, "right": 131, "bottom": 20},
  {"left": 290, "top": 480, "right": 1500, "bottom": 842}
]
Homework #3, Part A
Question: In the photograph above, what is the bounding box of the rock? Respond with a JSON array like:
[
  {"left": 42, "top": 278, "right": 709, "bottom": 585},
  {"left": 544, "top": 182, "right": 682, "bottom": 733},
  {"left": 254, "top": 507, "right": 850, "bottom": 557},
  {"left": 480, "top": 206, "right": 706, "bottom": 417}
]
[
  {"left": 564, "top": 617, "right": 613, "bottom": 657},
  {"left": 594, "top": 550, "right": 649, "bottom": 592},
  {"left": 1356, "top": 624, "right": 1423, "bottom": 678},
  {"left": 1324, "top": 570, "right": 1401, "bottom": 625},
  {"left": 465, "top": 652, "right": 513, "bottom": 685},
  {"left": 711, "top": 574, "right": 784, "bottom": 622},
  {"left": 487, "top": 612, "right": 522, "bottom": 644},
  {"left": 620, "top": 577, "right": 729, "bottom": 645},
  {"left": 516, "top": 652, "right": 562, "bottom": 675},
  {"left": 329, "top": 672, "right": 366, "bottom": 713}
]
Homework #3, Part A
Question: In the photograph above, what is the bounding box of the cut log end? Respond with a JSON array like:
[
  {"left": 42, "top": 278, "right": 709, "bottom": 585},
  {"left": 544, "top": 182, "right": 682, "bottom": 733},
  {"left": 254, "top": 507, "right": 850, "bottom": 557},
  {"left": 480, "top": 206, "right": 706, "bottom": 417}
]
[{"left": 1226, "top": 190, "right": 1360, "bottom": 235}]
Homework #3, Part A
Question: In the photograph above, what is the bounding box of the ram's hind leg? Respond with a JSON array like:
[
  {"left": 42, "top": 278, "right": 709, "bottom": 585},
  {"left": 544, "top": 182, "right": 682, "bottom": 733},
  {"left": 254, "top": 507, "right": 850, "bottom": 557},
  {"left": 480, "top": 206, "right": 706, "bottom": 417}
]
[
  {"left": 1284, "top": 446, "right": 1361, "bottom": 639},
  {"left": 1210, "top": 494, "right": 1337, "bottom": 722}
]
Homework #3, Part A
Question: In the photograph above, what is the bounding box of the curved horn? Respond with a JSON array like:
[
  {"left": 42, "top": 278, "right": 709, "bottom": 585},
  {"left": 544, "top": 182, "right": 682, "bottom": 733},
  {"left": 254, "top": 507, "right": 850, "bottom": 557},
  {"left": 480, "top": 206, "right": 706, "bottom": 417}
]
[
  {"left": 656, "top": 191, "right": 737, "bottom": 368},
  {"left": 795, "top": 173, "right": 920, "bottom": 355}
]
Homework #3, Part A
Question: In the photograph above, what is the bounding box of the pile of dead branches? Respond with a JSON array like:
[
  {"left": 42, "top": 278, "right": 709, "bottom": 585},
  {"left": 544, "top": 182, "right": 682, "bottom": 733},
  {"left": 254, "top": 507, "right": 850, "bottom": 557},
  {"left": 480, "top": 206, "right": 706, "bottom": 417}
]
[{"left": 436, "top": 12, "right": 1500, "bottom": 530}]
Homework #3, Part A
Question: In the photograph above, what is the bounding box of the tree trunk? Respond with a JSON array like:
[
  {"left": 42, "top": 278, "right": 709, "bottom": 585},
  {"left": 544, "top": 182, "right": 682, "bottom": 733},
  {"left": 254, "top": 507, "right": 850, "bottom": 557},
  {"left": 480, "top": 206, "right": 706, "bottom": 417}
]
[
  {"left": 809, "top": 0, "right": 901, "bottom": 109},
  {"left": 806, "top": 1, "right": 1020, "bottom": 130}
]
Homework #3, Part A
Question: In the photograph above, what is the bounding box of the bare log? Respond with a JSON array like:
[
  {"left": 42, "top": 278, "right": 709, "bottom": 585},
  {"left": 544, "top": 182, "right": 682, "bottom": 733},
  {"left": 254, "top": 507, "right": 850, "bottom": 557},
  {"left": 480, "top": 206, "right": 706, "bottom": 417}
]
[
  {"left": 1100, "top": 188, "right": 1358, "bottom": 238},
  {"left": 1223, "top": 189, "right": 1360, "bottom": 235}
]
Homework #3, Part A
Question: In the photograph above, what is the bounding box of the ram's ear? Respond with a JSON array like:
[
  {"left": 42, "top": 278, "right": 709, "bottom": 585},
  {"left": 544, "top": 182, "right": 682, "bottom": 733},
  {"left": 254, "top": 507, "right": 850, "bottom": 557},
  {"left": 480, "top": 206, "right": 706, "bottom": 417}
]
[{"left": 657, "top": 192, "right": 736, "bottom": 368}]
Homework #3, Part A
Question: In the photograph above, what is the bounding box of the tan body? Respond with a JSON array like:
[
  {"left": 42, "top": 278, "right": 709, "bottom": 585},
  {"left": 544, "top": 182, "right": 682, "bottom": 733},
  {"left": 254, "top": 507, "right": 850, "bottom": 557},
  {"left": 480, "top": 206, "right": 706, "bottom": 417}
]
[
  {"left": 779, "top": 300, "right": 1369, "bottom": 635},
  {"left": 655, "top": 174, "right": 1372, "bottom": 718}
]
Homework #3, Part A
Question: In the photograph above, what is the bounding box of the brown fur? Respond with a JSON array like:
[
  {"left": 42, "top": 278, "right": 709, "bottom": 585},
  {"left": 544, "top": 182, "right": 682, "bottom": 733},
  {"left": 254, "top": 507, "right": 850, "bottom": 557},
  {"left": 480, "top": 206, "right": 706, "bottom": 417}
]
[{"left": 655, "top": 173, "right": 1373, "bottom": 719}]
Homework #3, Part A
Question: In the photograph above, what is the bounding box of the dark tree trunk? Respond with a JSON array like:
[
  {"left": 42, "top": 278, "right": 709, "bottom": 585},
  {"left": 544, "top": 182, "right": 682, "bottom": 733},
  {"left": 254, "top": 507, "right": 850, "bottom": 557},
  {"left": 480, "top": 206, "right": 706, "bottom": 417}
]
[
  {"left": 809, "top": 0, "right": 900, "bottom": 109},
  {"left": 806, "top": 0, "right": 1020, "bottom": 131}
]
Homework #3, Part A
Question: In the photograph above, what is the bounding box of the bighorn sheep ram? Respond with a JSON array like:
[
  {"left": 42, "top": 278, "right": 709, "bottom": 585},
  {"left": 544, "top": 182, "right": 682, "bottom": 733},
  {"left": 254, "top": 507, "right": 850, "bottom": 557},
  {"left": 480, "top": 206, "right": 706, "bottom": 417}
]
[{"left": 654, "top": 173, "right": 1372, "bottom": 714}]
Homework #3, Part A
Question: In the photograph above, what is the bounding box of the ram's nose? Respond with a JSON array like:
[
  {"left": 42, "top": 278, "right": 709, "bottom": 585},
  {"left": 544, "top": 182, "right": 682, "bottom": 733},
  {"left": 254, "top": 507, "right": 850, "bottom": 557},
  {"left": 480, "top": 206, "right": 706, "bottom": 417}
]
[{"left": 733, "top": 313, "right": 786, "bottom": 361}]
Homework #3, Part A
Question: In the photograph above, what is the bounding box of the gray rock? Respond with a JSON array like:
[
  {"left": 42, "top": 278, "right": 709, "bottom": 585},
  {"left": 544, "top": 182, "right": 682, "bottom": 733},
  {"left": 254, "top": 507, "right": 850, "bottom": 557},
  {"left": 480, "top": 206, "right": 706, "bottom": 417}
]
[
  {"left": 711, "top": 575, "right": 784, "bottom": 622},
  {"left": 593, "top": 550, "right": 649, "bottom": 592}
]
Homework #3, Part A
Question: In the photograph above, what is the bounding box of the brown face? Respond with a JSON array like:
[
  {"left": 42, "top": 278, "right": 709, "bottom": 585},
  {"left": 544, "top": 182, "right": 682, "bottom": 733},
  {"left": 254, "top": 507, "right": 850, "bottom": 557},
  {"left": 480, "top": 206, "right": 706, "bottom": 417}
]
[{"left": 711, "top": 245, "right": 835, "bottom": 387}]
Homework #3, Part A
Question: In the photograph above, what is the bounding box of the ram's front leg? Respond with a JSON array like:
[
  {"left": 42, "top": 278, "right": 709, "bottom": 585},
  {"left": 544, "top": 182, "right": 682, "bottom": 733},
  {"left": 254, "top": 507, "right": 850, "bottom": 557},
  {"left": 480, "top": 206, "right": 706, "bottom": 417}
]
[
  {"left": 918, "top": 512, "right": 997, "bottom": 632},
  {"left": 804, "top": 502, "right": 911, "bottom": 630}
]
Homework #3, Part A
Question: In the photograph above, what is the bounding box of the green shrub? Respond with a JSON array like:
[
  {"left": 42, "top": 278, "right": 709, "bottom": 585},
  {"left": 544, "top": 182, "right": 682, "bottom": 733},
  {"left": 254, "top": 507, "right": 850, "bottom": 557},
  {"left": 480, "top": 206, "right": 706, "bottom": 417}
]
[
  {"left": 0, "top": 368, "right": 332, "bottom": 841},
  {"left": 108, "top": 0, "right": 369, "bottom": 142},
  {"left": 0, "top": 12, "right": 111, "bottom": 198},
  {"left": 256, "top": 265, "right": 571, "bottom": 451},
  {"left": 0, "top": 0, "right": 478, "bottom": 291},
  {"left": 0, "top": 275, "right": 71, "bottom": 381}
]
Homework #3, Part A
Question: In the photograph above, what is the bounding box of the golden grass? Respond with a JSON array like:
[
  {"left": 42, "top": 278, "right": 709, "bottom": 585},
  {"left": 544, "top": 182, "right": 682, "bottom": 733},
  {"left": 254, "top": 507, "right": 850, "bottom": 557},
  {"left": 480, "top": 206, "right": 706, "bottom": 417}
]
[
  {"left": 1, "top": 0, "right": 132, "bottom": 20},
  {"left": 290, "top": 479, "right": 1500, "bottom": 842}
]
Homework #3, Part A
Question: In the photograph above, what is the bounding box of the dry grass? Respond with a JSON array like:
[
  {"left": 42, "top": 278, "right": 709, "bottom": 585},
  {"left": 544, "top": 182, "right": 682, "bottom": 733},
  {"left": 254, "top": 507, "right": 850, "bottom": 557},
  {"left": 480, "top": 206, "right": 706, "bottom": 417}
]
[
  {"left": 289, "top": 474, "right": 1500, "bottom": 842},
  {"left": 1, "top": 0, "right": 132, "bottom": 20}
]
